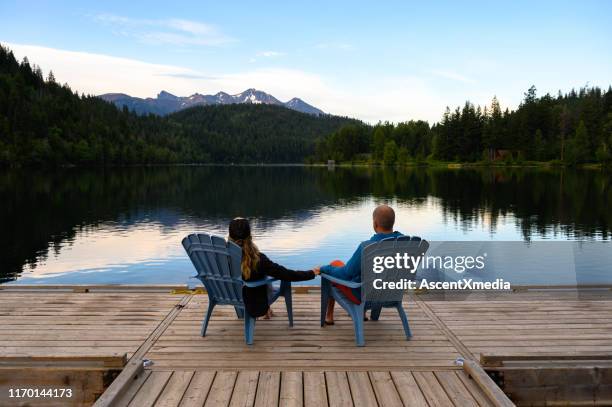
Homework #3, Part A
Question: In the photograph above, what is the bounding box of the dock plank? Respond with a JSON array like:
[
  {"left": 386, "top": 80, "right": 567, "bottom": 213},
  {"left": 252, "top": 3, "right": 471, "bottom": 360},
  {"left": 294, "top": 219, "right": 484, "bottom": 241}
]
[
  {"left": 128, "top": 371, "right": 172, "bottom": 407},
  {"left": 144, "top": 293, "right": 460, "bottom": 371},
  {"left": 229, "top": 371, "right": 259, "bottom": 407},
  {"left": 179, "top": 371, "right": 216, "bottom": 407},
  {"left": 389, "top": 371, "right": 429, "bottom": 407},
  {"left": 119, "top": 369, "right": 501, "bottom": 407},
  {"left": 155, "top": 371, "right": 194, "bottom": 407},
  {"left": 4, "top": 287, "right": 612, "bottom": 406},
  {"left": 413, "top": 371, "right": 454, "bottom": 407},
  {"left": 113, "top": 369, "right": 152, "bottom": 407},
  {"left": 346, "top": 371, "right": 378, "bottom": 407},
  {"left": 304, "top": 371, "right": 328, "bottom": 407},
  {"left": 0, "top": 291, "right": 182, "bottom": 363},
  {"left": 435, "top": 371, "right": 480, "bottom": 407},
  {"left": 254, "top": 371, "right": 280, "bottom": 407},
  {"left": 205, "top": 371, "right": 238, "bottom": 407},
  {"left": 280, "top": 371, "right": 303, "bottom": 407},
  {"left": 369, "top": 371, "right": 402, "bottom": 407},
  {"left": 456, "top": 371, "right": 494, "bottom": 407},
  {"left": 325, "top": 371, "right": 353, "bottom": 407}
]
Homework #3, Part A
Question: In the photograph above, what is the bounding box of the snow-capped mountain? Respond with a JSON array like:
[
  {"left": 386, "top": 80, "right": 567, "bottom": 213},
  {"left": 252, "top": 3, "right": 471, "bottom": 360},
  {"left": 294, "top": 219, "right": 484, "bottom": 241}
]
[
  {"left": 284, "top": 97, "right": 326, "bottom": 115},
  {"left": 99, "top": 89, "right": 324, "bottom": 116}
]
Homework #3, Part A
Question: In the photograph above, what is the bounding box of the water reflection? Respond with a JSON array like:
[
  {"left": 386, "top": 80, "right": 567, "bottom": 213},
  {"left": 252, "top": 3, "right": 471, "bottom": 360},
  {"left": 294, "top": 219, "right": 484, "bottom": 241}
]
[{"left": 1, "top": 166, "right": 610, "bottom": 284}]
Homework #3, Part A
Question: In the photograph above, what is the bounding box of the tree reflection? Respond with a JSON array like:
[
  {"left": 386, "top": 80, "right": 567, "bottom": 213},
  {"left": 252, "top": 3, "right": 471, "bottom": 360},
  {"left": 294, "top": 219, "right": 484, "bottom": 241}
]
[{"left": 1, "top": 166, "right": 610, "bottom": 282}]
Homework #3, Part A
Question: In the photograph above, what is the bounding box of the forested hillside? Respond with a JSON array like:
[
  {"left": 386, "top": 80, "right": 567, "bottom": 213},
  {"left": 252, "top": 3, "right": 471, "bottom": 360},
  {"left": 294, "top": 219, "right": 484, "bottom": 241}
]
[
  {"left": 0, "top": 46, "right": 204, "bottom": 165},
  {"left": 316, "top": 85, "right": 612, "bottom": 165},
  {"left": 2, "top": 44, "right": 611, "bottom": 167},
  {"left": 169, "top": 104, "right": 359, "bottom": 162},
  {"left": 0, "top": 45, "right": 358, "bottom": 166}
]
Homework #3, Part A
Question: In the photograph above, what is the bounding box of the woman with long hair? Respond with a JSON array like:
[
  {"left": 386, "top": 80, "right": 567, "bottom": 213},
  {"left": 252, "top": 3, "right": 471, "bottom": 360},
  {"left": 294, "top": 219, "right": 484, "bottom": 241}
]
[{"left": 228, "top": 217, "right": 319, "bottom": 318}]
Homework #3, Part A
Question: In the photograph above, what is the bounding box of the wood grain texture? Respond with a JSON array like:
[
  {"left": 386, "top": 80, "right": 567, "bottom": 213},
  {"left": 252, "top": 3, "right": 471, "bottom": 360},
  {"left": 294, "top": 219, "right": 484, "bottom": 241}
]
[
  {"left": 4, "top": 287, "right": 612, "bottom": 406},
  {"left": 113, "top": 369, "right": 493, "bottom": 407}
]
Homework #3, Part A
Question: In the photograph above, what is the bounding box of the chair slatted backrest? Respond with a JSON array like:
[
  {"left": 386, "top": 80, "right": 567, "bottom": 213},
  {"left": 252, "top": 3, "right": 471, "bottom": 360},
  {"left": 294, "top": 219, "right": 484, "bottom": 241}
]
[
  {"left": 361, "top": 235, "right": 430, "bottom": 303},
  {"left": 182, "top": 233, "right": 244, "bottom": 306}
]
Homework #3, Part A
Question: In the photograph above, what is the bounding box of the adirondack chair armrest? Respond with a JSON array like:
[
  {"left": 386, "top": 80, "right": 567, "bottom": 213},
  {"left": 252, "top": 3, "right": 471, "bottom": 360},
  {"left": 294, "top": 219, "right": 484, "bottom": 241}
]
[
  {"left": 243, "top": 276, "right": 279, "bottom": 288},
  {"left": 320, "top": 273, "right": 362, "bottom": 288}
]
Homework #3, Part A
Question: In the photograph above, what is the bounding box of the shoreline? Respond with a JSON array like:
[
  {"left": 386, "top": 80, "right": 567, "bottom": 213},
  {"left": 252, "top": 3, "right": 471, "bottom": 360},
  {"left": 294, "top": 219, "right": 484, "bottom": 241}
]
[{"left": 0, "top": 161, "right": 608, "bottom": 170}]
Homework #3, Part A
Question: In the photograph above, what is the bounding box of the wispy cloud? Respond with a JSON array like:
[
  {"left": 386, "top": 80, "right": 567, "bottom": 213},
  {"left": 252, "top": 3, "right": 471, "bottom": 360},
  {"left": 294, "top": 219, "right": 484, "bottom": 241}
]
[
  {"left": 257, "top": 50, "right": 285, "bottom": 58},
  {"left": 92, "top": 13, "right": 235, "bottom": 47},
  {"left": 431, "top": 69, "right": 475, "bottom": 84},
  {"left": 156, "top": 72, "right": 219, "bottom": 80},
  {"left": 6, "top": 42, "right": 483, "bottom": 123},
  {"left": 248, "top": 50, "right": 285, "bottom": 63}
]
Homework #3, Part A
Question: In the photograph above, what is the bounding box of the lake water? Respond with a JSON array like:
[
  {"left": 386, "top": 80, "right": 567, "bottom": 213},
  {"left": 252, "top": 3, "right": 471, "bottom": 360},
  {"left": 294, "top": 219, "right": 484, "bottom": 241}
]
[{"left": 1, "top": 166, "right": 611, "bottom": 285}]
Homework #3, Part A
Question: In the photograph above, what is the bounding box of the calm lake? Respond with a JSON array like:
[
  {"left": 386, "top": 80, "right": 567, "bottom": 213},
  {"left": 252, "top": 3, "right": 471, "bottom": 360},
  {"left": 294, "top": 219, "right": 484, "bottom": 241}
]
[{"left": 1, "top": 166, "right": 611, "bottom": 285}]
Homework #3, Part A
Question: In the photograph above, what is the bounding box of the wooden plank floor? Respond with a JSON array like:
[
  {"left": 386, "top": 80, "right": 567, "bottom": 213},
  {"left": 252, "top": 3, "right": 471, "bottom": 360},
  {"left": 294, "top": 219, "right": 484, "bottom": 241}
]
[
  {"left": 113, "top": 369, "right": 492, "bottom": 407},
  {"left": 0, "top": 290, "right": 186, "bottom": 359},
  {"left": 147, "top": 294, "right": 462, "bottom": 370},
  {"left": 2, "top": 287, "right": 612, "bottom": 406},
  {"left": 420, "top": 290, "right": 612, "bottom": 360}
]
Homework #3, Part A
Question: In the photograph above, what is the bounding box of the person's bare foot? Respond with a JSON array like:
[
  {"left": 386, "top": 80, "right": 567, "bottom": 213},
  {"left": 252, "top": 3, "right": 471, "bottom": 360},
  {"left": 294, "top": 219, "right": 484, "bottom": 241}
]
[{"left": 263, "top": 308, "right": 274, "bottom": 319}]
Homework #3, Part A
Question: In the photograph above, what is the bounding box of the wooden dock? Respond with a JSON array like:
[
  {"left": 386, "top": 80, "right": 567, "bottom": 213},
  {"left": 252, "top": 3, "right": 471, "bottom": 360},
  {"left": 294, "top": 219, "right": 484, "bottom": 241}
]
[{"left": 1, "top": 286, "right": 611, "bottom": 406}]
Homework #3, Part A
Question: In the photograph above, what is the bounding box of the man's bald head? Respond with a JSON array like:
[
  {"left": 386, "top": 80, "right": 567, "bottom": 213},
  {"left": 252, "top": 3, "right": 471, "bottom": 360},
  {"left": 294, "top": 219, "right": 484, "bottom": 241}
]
[{"left": 372, "top": 205, "right": 395, "bottom": 233}]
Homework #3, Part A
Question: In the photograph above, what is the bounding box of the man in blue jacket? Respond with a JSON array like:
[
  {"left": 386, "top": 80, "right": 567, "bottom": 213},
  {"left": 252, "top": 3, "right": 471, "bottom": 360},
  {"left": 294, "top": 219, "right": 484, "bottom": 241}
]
[{"left": 316, "top": 204, "right": 403, "bottom": 325}]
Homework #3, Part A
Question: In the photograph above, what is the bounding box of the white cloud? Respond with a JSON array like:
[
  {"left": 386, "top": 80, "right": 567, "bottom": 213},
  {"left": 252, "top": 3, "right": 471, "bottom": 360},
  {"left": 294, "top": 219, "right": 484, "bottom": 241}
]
[
  {"left": 6, "top": 42, "right": 464, "bottom": 123},
  {"left": 249, "top": 51, "right": 285, "bottom": 63},
  {"left": 257, "top": 50, "right": 285, "bottom": 58},
  {"left": 431, "top": 69, "right": 476, "bottom": 84},
  {"left": 5, "top": 42, "right": 204, "bottom": 96},
  {"left": 92, "top": 13, "right": 234, "bottom": 46}
]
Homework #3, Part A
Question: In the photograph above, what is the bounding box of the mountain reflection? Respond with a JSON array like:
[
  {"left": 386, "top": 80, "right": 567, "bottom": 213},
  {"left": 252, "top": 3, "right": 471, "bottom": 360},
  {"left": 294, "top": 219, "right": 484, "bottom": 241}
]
[{"left": 1, "top": 166, "right": 610, "bottom": 283}]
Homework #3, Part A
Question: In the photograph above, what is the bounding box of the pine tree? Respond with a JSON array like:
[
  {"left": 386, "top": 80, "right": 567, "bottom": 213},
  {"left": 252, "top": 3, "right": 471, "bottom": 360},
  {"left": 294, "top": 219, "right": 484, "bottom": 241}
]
[
  {"left": 372, "top": 126, "right": 386, "bottom": 161},
  {"left": 524, "top": 85, "right": 537, "bottom": 104},
  {"left": 534, "top": 129, "right": 545, "bottom": 160},
  {"left": 483, "top": 96, "right": 503, "bottom": 159},
  {"left": 397, "top": 147, "right": 410, "bottom": 165},
  {"left": 566, "top": 121, "right": 590, "bottom": 165},
  {"left": 558, "top": 105, "right": 569, "bottom": 162},
  {"left": 383, "top": 140, "right": 398, "bottom": 165},
  {"left": 595, "top": 142, "right": 611, "bottom": 165}
]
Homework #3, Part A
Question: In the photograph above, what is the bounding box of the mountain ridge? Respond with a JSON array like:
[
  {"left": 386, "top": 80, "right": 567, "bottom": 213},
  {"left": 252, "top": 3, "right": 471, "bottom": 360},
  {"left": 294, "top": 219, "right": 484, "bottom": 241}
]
[{"left": 99, "top": 88, "right": 324, "bottom": 116}]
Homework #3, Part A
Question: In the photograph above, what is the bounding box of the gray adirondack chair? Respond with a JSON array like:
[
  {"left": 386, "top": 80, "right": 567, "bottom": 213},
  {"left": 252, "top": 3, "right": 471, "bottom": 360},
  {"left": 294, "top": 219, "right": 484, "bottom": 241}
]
[
  {"left": 320, "top": 235, "right": 429, "bottom": 346},
  {"left": 182, "top": 233, "right": 294, "bottom": 345}
]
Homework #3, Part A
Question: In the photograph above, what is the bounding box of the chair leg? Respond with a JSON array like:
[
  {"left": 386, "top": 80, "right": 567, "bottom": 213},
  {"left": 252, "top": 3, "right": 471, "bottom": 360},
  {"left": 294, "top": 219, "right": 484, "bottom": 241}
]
[
  {"left": 396, "top": 304, "right": 412, "bottom": 339},
  {"left": 321, "top": 280, "right": 331, "bottom": 327},
  {"left": 245, "top": 314, "right": 256, "bottom": 345},
  {"left": 234, "top": 306, "right": 244, "bottom": 319},
  {"left": 370, "top": 304, "right": 383, "bottom": 321},
  {"left": 350, "top": 306, "right": 366, "bottom": 346},
  {"left": 201, "top": 300, "right": 216, "bottom": 337},
  {"left": 284, "top": 286, "right": 294, "bottom": 327}
]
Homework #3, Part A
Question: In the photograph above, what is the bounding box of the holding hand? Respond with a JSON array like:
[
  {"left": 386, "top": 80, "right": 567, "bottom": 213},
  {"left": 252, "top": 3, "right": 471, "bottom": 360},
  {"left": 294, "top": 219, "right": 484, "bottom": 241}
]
[{"left": 312, "top": 266, "right": 321, "bottom": 275}]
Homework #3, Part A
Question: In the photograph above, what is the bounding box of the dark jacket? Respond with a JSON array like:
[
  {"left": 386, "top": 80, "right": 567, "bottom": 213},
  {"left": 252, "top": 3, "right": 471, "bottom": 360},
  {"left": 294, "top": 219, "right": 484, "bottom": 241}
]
[{"left": 243, "top": 253, "right": 314, "bottom": 317}]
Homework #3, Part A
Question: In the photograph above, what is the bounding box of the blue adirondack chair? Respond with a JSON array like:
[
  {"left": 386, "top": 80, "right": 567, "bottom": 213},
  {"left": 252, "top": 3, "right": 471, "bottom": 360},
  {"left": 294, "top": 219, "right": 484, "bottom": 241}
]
[
  {"left": 182, "top": 233, "right": 294, "bottom": 345},
  {"left": 320, "top": 235, "right": 429, "bottom": 346}
]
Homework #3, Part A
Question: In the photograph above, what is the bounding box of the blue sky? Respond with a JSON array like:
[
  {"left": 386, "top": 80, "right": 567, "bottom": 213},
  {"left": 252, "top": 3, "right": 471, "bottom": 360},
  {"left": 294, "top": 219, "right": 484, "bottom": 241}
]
[{"left": 1, "top": 0, "right": 611, "bottom": 122}]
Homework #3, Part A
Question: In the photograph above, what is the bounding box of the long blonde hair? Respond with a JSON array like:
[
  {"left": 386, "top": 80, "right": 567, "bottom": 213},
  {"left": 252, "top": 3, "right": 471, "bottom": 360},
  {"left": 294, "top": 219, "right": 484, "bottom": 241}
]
[{"left": 228, "top": 218, "right": 260, "bottom": 280}]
